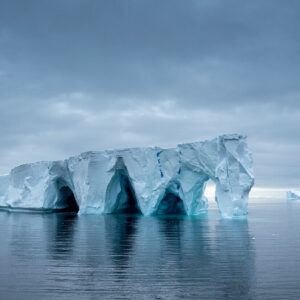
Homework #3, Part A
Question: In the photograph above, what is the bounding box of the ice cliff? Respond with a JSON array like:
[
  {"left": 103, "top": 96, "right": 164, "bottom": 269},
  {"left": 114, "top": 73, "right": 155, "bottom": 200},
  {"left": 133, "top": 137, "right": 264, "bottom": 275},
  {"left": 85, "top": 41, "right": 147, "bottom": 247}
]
[{"left": 0, "top": 134, "right": 254, "bottom": 218}]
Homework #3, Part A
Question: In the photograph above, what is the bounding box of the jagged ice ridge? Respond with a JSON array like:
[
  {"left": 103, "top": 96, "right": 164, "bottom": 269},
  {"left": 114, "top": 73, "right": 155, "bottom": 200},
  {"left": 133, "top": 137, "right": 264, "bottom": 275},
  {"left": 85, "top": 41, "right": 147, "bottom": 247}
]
[{"left": 0, "top": 134, "right": 254, "bottom": 218}]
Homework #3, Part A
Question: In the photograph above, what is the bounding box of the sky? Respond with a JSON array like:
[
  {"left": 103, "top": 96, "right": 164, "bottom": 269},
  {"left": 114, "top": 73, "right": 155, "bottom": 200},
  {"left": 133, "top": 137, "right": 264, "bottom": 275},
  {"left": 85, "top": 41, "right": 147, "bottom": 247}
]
[{"left": 0, "top": 0, "right": 299, "bottom": 188}]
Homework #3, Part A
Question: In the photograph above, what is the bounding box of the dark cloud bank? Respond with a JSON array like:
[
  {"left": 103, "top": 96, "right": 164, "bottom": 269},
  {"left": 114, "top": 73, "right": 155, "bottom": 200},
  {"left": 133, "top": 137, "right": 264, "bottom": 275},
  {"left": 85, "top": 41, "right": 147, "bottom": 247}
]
[{"left": 0, "top": 0, "right": 299, "bottom": 187}]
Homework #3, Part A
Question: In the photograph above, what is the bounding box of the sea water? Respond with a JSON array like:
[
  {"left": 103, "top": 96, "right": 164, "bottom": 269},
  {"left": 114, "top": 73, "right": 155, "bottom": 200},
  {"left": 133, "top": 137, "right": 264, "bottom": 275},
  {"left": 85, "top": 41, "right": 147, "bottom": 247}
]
[{"left": 0, "top": 201, "right": 300, "bottom": 299}]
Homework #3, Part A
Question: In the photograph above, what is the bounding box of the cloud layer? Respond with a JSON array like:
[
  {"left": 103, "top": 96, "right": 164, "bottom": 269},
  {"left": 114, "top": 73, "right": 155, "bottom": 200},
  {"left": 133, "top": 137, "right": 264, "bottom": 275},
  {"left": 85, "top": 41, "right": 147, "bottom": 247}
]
[{"left": 0, "top": 0, "right": 300, "bottom": 187}]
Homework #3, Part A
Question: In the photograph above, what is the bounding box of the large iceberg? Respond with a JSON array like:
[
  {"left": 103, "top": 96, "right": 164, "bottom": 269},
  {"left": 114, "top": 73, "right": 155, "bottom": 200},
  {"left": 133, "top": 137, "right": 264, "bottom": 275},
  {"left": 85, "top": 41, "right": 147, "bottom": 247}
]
[
  {"left": 287, "top": 190, "right": 300, "bottom": 201},
  {"left": 0, "top": 134, "right": 254, "bottom": 218}
]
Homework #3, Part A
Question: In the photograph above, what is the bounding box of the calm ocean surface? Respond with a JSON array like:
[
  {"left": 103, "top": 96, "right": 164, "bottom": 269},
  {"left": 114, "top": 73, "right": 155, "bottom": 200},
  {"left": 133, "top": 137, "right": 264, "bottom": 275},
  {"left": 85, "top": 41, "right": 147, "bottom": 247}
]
[{"left": 0, "top": 201, "right": 300, "bottom": 299}]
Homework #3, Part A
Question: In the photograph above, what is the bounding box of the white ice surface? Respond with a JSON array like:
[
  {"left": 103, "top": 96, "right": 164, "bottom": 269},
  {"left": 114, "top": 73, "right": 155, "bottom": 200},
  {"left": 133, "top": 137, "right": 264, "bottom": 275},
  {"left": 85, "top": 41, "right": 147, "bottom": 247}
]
[
  {"left": 287, "top": 190, "right": 300, "bottom": 201},
  {"left": 0, "top": 134, "right": 254, "bottom": 218}
]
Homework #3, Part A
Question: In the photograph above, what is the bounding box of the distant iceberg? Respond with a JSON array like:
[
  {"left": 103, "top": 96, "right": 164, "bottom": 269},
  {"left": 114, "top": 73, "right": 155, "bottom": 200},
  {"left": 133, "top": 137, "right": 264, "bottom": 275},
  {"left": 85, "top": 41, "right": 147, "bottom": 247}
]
[
  {"left": 0, "top": 134, "right": 254, "bottom": 218},
  {"left": 287, "top": 190, "right": 300, "bottom": 201}
]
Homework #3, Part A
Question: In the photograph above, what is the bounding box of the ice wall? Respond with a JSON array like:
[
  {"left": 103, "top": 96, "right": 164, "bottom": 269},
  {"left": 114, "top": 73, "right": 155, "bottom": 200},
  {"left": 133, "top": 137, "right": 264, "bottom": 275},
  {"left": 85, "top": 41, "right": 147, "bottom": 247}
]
[{"left": 0, "top": 134, "right": 254, "bottom": 218}]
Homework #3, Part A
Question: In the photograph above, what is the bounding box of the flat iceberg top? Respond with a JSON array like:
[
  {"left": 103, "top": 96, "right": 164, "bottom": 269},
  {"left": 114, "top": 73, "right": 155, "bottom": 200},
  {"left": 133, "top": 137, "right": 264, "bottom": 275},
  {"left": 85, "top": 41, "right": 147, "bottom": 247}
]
[
  {"left": 0, "top": 134, "right": 254, "bottom": 218},
  {"left": 73, "top": 133, "right": 245, "bottom": 159}
]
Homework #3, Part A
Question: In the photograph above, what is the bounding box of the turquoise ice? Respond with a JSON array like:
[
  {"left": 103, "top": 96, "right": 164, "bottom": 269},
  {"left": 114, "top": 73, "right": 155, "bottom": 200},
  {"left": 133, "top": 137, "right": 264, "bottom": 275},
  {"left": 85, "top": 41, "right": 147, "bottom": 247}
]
[{"left": 0, "top": 134, "right": 254, "bottom": 218}]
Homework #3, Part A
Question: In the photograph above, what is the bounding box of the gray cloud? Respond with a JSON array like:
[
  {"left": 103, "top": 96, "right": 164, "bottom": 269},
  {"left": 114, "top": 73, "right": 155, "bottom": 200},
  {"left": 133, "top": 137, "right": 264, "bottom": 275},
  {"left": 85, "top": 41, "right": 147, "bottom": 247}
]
[{"left": 0, "top": 0, "right": 299, "bottom": 187}]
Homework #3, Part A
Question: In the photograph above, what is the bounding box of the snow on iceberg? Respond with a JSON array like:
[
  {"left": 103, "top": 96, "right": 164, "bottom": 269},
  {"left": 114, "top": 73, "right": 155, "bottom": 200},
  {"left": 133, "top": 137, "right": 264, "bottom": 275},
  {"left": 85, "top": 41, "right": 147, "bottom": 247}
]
[
  {"left": 287, "top": 190, "right": 300, "bottom": 201},
  {"left": 0, "top": 134, "right": 254, "bottom": 218}
]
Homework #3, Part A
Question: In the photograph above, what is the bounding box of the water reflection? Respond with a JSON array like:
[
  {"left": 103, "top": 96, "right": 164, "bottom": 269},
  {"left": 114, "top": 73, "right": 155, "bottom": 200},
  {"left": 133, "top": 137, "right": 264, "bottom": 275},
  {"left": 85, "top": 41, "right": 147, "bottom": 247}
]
[
  {"left": 157, "top": 216, "right": 185, "bottom": 263},
  {"left": 105, "top": 214, "right": 256, "bottom": 298},
  {"left": 154, "top": 217, "right": 255, "bottom": 299},
  {"left": 105, "top": 215, "right": 139, "bottom": 272},
  {"left": 0, "top": 211, "right": 256, "bottom": 299},
  {"left": 213, "top": 220, "right": 255, "bottom": 299},
  {"left": 46, "top": 213, "right": 78, "bottom": 259}
]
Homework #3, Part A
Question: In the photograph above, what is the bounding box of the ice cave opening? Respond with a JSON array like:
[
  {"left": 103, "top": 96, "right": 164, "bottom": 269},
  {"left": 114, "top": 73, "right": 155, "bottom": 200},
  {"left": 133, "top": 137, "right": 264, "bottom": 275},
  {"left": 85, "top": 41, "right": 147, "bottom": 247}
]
[
  {"left": 56, "top": 186, "right": 79, "bottom": 213},
  {"left": 155, "top": 192, "right": 187, "bottom": 215},
  {"left": 204, "top": 179, "right": 216, "bottom": 208},
  {"left": 111, "top": 173, "right": 142, "bottom": 215}
]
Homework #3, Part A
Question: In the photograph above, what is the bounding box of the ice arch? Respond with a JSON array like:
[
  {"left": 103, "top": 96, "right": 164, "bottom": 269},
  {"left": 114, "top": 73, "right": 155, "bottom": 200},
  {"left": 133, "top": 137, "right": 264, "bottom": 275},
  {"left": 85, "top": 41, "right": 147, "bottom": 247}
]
[
  {"left": 104, "top": 157, "right": 142, "bottom": 214},
  {"left": 155, "top": 192, "right": 187, "bottom": 215},
  {"left": 45, "top": 178, "right": 79, "bottom": 213},
  {"left": 55, "top": 185, "right": 79, "bottom": 213},
  {"left": 203, "top": 179, "right": 216, "bottom": 203},
  {"left": 1, "top": 134, "right": 254, "bottom": 218}
]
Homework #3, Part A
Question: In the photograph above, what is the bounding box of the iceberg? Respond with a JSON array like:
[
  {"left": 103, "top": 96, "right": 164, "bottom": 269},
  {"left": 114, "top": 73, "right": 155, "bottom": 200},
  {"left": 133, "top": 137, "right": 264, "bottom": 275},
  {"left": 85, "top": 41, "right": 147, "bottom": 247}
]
[
  {"left": 287, "top": 190, "right": 300, "bottom": 201},
  {"left": 0, "top": 134, "right": 254, "bottom": 218}
]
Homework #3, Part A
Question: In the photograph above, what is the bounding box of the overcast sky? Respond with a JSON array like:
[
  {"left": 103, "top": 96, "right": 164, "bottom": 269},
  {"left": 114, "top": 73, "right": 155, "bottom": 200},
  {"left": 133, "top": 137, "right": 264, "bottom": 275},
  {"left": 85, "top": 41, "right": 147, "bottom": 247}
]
[{"left": 0, "top": 0, "right": 299, "bottom": 188}]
